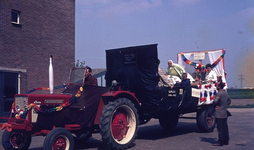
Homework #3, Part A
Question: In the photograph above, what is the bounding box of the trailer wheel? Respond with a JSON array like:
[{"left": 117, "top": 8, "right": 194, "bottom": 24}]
[
  {"left": 100, "top": 98, "right": 139, "bottom": 150},
  {"left": 159, "top": 113, "right": 179, "bottom": 131},
  {"left": 43, "top": 127, "right": 74, "bottom": 150},
  {"left": 197, "top": 107, "right": 216, "bottom": 132},
  {"left": 2, "top": 129, "right": 31, "bottom": 150}
]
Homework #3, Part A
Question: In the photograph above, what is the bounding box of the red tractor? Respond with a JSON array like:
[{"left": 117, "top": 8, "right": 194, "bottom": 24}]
[{"left": 1, "top": 44, "right": 218, "bottom": 150}]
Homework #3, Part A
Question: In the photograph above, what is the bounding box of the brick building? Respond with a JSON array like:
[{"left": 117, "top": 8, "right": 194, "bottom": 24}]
[{"left": 0, "top": 0, "right": 75, "bottom": 118}]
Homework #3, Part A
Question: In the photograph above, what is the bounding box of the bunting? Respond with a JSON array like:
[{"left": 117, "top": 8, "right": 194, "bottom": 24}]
[
  {"left": 180, "top": 51, "right": 226, "bottom": 69},
  {"left": 16, "top": 86, "right": 83, "bottom": 119},
  {"left": 25, "top": 85, "right": 67, "bottom": 94}
]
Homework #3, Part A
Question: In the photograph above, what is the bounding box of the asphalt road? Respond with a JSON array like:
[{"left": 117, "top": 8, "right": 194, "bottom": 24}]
[{"left": 1, "top": 108, "right": 254, "bottom": 150}]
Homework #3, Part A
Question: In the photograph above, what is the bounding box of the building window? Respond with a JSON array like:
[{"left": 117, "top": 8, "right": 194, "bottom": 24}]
[{"left": 12, "top": 10, "right": 20, "bottom": 24}]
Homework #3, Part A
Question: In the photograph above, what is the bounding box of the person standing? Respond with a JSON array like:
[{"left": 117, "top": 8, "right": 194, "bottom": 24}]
[
  {"left": 165, "top": 60, "right": 185, "bottom": 79},
  {"left": 212, "top": 82, "right": 231, "bottom": 146},
  {"left": 84, "top": 66, "right": 98, "bottom": 86}
]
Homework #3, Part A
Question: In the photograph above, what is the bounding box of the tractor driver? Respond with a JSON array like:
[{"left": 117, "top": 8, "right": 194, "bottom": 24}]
[{"left": 84, "top": 66, "right": 98, "bottom": 86}]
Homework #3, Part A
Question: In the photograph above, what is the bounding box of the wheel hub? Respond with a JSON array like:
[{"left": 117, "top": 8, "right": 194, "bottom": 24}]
[
  {"left": 112, "top": 113, "right": 128, "bottom": 140},
  {"left": 11, "top": 132, "right": 24, "bottom": 148},
  {"left": 53, "top": 138, "right": 66, "bottom": 150},
  {"left": 207, "top": 116, "right": 215, "bottom": 127}
]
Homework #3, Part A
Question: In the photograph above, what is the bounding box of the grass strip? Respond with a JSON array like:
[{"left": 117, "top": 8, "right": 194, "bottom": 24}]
[{"left": 229, "top": 104, "right": 254, "bottom": 108}]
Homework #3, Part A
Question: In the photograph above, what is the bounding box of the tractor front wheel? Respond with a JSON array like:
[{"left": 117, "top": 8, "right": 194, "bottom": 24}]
[
  {"left": 43, "top": 127, "right": 74, "bottom": 150},
  {"left": 2, "top": 129, "right": 31, "bottom": 150}
]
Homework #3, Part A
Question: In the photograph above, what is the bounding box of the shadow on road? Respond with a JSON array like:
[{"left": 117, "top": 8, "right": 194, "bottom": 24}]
[
  {"left": 27, "top": 121, "right": 209, "bottom": 150},
  {"left": 137, "top": 122, "right": 200, "bottom": 140},
  {"left": 74, "top": 138, "right": 107, "bottom": 150},
  {"left": 74, "top": 121, "right": 204, "bottom": 149},
  {"left": 28, "top": 138, "right": 109, "bottom": 150},
  {"left": 199, "top": 137, "right": 217, "bottom": 144}
]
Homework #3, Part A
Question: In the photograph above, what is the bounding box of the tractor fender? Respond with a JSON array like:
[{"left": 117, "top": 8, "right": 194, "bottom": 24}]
[{"left": 94, "top": 91, "right": 141, "bottom": 125}]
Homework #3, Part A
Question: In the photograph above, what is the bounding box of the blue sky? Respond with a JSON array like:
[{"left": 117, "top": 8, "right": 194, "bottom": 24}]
[{"left": 75, "top": 0, "right": 254, "bottom": 88}]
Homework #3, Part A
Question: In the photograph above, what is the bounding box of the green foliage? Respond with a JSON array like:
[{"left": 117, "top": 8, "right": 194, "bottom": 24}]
[
  {"left": 229, "top": 104, "right": 254, "bottom": 108},
  {"left": 75, "top": 60, "right": 85, "bottom": 68},
  {"left": 227, "top": 89, "right": 254, "bottom": 99}
]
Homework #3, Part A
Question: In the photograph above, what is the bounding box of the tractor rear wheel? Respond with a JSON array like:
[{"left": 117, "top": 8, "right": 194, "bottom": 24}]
[{"left": 100, "top": 98, "right": 139, "bottom": 150}]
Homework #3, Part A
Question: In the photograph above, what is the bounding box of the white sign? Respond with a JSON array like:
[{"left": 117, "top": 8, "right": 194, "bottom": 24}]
[
  {"left": 191, "top": 88, "right": 201, "bottom": 98},
  {"left": 194, "top": 53, "right": 205, "bottom": 60}
]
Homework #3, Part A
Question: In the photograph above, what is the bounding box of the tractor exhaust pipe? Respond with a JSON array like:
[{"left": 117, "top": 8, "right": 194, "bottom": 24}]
[{"left": 49, "top": 55, "right": 54, "bottom": 94}]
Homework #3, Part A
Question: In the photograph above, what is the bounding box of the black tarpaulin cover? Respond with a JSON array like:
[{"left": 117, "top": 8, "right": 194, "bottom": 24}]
[
  {"left": 105, "top": 44, "right": 198, "bottom": 112},
  {"left": 36, "top": 85, "right": 107, "bottom": 130},
  {"left": 159, "top": 86, "right": 199, "bottom": 111},
  {"left": 105, "top": 44, "right": 162, "bottom": 110}
]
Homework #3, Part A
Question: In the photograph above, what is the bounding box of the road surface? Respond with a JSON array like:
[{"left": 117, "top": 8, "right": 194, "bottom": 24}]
[{"left": 1, "top": 108, "right": 253, "bottom": 150}]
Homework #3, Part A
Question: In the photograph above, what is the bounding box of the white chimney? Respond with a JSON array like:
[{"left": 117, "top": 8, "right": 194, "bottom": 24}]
[{"left": 49, "top": 55, "right": 54, "bottom": 94}]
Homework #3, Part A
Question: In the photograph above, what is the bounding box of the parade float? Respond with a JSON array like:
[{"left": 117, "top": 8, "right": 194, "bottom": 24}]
[{"left": 177, "top": 49, "right": 227, "bottom": 104}]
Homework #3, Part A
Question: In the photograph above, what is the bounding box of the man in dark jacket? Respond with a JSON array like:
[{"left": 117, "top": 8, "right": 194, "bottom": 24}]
[
  {"left": 84, "top": 66, "right": 98, "bottom": 86},
  {"left": 180, "top": 73, "right": 190, "bottom": 87},
  {"left": 212, "top": 82, "right": 231, "bottom": 146}
]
